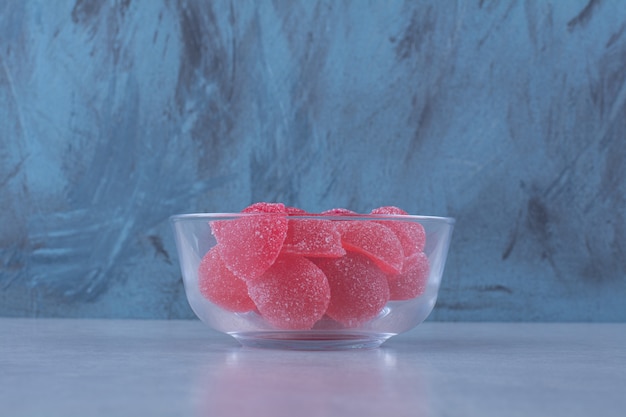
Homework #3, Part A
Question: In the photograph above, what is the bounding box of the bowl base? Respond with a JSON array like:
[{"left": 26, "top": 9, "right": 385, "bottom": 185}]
[{"left": 230, "top": 331, "right": 395, "bottom": 350}]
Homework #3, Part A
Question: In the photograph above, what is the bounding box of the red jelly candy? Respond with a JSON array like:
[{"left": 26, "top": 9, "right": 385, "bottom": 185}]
[
  {"left": 337, "top": 221, "right": 404, "bottom": 274},
  {"left": 247, "top": 255, "right": 331, "bottom": 330},
  {"left": 285, "top": 206, "right": 308, "bottom": 215},
  {"left": 371, "top": 206, "right": 426, "bottom": 255},
  {"left": 241, "top": 202, "right": 288, "bottom": 214},
  {"left": 313, "top": 252, "right": 390, "bottom": 327},
  {"left": 198, "top": 247, "right": 255, "bottom": 312},
  {"left": 282, "top": 219, "right": 346, "bottom": 258},
  {"left": 387, "top": 252, "right": 430, "bottom": 300},
  {"left": 321, "top": 208, "right": 358, "bottom": 216},
  {"left": 211, "top": 203, "right": 288, "bottom": 281}
]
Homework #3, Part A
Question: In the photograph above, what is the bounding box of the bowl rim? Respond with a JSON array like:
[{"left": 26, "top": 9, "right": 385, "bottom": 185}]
[{"left": 170, "top": 212, "right": 456, "bottom": 224}]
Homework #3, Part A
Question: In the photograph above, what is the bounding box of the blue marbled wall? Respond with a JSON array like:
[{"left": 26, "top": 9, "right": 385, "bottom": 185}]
[{"left": 1, "top": 0, "right": 625, "bottom": 320}]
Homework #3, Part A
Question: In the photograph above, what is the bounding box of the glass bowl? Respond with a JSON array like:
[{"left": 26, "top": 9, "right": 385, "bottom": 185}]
[{"left": 170, "top": 212, "right": 454, "bottom": 350}]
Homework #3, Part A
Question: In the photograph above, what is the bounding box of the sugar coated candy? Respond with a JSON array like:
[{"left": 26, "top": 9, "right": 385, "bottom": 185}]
[
  {"left": 211, "top": 202, "right": 288, "bottom": 281},
  {"left": 321, "top": 208, "right": 358, "bottom": 216},
  {"left": 198, "top": 247, "right": 255, "bottom": 312},
  {"left": 371, "top": 206, "right": 426, "bottom": 255},
  {"left": 387, "top": 252, "right": 430, "bottom": 300},
  {"left": 241, "top": 202, "right": 288, "bottom": 214},
  {"left": 337, "top": 221, "right": 404, "bottom": 274},
  {"left": 282, "top": 219, "right": 345, "bottom": 258},
  {"left": 285, "top": 206, "right": 308, "bottom": 215},
  {"left": 313, "top": 252, "right": 390, "bottom": 327},
  {"left": 247, "top": 255, "right": 331, "bottom": 330},
  {"left": 201, "top": 202, "right": 429, "bottom": 330},
  {"left": 282, "top": 206, "right": 345, "bottom": 257}
]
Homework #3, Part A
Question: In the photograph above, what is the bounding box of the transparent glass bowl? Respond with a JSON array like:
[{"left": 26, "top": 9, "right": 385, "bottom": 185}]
[{"left": 170, "top": 213, "right": 454, "bottom": 350}]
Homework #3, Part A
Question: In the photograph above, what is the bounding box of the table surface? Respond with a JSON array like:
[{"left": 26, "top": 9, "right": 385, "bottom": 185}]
[{"left": 1, "top": 319, "right": 624, "bottom": 417}]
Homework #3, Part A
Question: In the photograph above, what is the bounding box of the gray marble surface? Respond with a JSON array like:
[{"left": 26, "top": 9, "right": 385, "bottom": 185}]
[
  {"left": 1, "top": 319, "right": 624, "bottom": 417},
  {"left": 1, "top": 1, "right": 626, "bottom": 320}
]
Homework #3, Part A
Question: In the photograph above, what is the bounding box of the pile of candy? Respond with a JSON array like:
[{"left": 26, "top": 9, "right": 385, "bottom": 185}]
[{"left": 198, "top": 203, "right": 429, "bottom": 330}]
